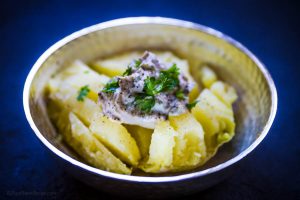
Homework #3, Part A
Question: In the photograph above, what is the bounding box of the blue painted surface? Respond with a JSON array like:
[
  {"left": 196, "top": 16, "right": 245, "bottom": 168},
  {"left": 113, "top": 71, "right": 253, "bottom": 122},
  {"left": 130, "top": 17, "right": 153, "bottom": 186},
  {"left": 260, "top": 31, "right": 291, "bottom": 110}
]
[{"left": 0, "top": 0, "right": 299, "bottom": 199}]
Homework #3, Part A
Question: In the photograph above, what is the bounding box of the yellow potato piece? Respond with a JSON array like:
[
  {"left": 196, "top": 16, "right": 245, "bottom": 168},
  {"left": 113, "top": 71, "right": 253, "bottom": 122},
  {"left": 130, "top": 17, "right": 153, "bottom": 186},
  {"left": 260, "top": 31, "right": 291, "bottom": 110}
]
[
  {"left": 155, "top": 51, "right": 190, "bottom": 75},
  {"left": 189, "top": 83, "right": 200, "bottom": 102},
  {"left": 200, "top": 66, "right": 217, "bottom": 88},
  {"left": 92, "top": 52, "right": 142, "bottom": 77},
  {"left": 125, "top": 125, "right": 153, "bottom": 159},
  {"left": 169, "top": 113, "right": 207, "bottom": 169},
  {"left": 49, "top": 87, "right": 101, "bottom": 126},
  {"left": 47, "top": 54, "right": 238, "bottom": 174},
  {"left": 51, "top": 110, "right": 131, "bottom": 174},
  {"left": 89, "top": 115, "right": 141, "bottom": 166},
  {"left": 141, "top": 121, "right": 177, "bottom": 173},
  {"left": 48, "top": 60, "right": 109, "bottom": 124},
  {"left": 192, "top": 89, "right": 235, "bottom": 155},
  {"left": 48, "top": 60, "right": 110, "bottom": 102},
  {"left": 210, "top": 81, "right": 238, "bottom": 106}
]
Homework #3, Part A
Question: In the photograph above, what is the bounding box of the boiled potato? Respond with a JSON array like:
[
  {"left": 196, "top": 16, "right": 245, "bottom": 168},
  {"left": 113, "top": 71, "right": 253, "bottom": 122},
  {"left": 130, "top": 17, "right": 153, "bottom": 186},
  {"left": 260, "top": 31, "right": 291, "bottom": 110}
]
[
  {"left": 189, "top": 83, "right": 201, "bottom": 102},
  {"left": 47, "top": 54, "right": 238, "bottom": 175},
  {"left": 49, "top": 67, "right": 141, "bottom": 168},
  {"left": 141, "top": 113, "right": 207, "bottom": 173},
  {"left": 200, "top": 66, "right": 217, "bottom": 88},
  {"left": 191, "top": 89, "right": 235, "bottom": 155},
  {"left": 89, "top": 114, "right": 141, "bottom": 166},
  {"left": 49, "top": 87, "right": 101, "bottom": 126},
  {"left": 92, "top": 52, "right": 142, "bottom": 77},
  {"left": 48, "top": 60, "right": 109, "bottom": 101},
  {"left": 51, "top": 110, "right": 131, "bottom": 174},
  {"left": 49, "top": 60, "right": 141, "bottom": 167},
  {"left": 141, "top": 121, "right": 177, "bottom": 173},
  {"left": 125, "top": 125, "right": 153, "bottom": 159},
  {"left": 48, "top": 60, "right": 109, "bottom": 124},
  {"left": 210, "top": 81, "right": 238, "bottom": 106},
  {"left": 169, "top": 113, "right": 207, "bottom": 169},
  {"left": 155, "top": 52, "right": 190, "bottom": 76}
]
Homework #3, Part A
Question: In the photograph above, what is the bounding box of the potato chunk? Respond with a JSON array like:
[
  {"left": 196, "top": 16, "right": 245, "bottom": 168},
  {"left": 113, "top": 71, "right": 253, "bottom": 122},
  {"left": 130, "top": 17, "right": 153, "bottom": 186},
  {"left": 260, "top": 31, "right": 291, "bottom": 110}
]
[
  {"left": 125, "top": 125, "right": 153, "bottom": 159},
  {"left": 48, "top": 60, "right": 110, "bottom": 124},
  {"left": 192, "top": 89, "right": 235, "bottom": 155},
  {"left": 49, "top": 87, "right": 101, "bottom": 126},
  {"left": 92, "top": 52, "right": 142, "bottom": 77},
  {"left": 200, "top": 66, "right": 217, "bottom": 88},
  {"left": 141, "top": 113, "right": 207, "bottom": 173},
  {"left": 156, "top": 52, "right": 190, "bottom": 76},
  {"left": 169, "top": 113, "right": 207, "bottom": 169},
  {"left": 141, "top": 121, "right": 177, "bottom": 173},
  {"left": 50, "top": 110, "right": 131, "bottom": 174},
  {"left": 210, "top": 81, "right": 238, "bottom": 106},
  {"left": 189, "top": 84, "right": 201, "bottom": 102},
  {"left": 48, "top": 60, "right": 109, "bottom": 101},
  {"left": 89, "top": 115, "right": 141, "bottom": 166}
]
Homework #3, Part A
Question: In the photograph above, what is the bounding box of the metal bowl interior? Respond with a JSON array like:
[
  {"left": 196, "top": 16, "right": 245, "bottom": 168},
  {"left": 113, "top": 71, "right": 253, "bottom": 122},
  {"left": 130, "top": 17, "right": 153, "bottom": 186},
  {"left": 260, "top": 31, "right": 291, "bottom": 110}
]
[{"left": 23, "top": 17, "right": 277, "bottom": 194}]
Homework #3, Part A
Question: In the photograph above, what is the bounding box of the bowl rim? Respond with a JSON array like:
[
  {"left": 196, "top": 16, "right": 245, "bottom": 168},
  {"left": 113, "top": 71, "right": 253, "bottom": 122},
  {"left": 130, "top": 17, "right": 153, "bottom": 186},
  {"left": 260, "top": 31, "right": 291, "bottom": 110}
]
[{"left": 23, "top": 17, "right": 278, "bottom": 183}]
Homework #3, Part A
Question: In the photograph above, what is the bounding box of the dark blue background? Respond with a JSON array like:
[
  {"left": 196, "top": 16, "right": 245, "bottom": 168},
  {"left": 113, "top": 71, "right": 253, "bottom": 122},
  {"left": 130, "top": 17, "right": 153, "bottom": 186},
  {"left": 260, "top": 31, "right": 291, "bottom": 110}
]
[{"left": 1, "top": 0, "right": 299, "bottom": 199}]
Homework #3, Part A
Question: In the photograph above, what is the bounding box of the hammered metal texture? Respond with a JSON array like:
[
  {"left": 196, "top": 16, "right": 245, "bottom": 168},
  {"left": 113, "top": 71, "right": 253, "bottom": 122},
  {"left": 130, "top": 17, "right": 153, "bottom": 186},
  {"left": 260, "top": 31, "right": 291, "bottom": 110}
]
[{"left": 25, "top": 19, "right": 276, "bottom": 197}]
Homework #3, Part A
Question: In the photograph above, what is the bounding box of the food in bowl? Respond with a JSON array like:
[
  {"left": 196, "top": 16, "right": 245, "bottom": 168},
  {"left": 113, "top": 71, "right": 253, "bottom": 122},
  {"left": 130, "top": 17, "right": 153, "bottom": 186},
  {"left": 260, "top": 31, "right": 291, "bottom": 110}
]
[{"left": 47, "top": 50, "right": 238, "bottom": 174}]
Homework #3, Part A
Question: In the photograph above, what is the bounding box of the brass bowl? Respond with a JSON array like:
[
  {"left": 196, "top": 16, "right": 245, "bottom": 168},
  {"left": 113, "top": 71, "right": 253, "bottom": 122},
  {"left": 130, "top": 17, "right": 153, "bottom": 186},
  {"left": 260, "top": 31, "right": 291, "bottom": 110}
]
[{"left": 23, "top": 17, "right": 277, "bottom": 198}]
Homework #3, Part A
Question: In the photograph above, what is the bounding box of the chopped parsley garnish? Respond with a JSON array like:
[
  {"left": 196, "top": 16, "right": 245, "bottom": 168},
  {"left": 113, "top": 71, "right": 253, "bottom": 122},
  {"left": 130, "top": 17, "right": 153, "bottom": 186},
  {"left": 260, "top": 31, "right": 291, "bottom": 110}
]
[
  {"left": 77, "top": 85, "right": 90, "bottom": 101},
  {"left": 186, "top": 100, "right": 199, "bottom": 111},
  {"left": 134, "top": 94, "right": 155, "bottom": 113},
  {"left": 144, "top": 77, "right": 162, "bottom": 95},
  {"left": 161, "top": 64, "right": 180, "bottom": 78},
  {"left": 134, "top": 59, "right": 142, "bottom": 68},
  {"left": 122, "top": 67, "right": 132, "bottom": 76},
  {"left": 122, "top": 59, "right": 141, "bottom": 76},
  {"left": 175, "top": 89, "right": 185, "bottom": 100},
  {"left": 102, "top": 79, "right": 119, "bottom": 93},
  {"left": 144, "top": 64, "right": 180, "bottom": 96},
  {"left": 107, "top": 60, "right": 184, "bottom": 114},
  {"left": 134, "top": 64, "right": 181, "bottom": 113}
]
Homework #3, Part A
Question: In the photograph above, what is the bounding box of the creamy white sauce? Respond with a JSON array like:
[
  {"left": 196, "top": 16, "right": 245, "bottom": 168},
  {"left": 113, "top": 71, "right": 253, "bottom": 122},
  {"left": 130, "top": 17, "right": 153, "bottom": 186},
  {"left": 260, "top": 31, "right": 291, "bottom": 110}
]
[{"left": 98, "top": 51, "right": 192, "bottom": 129}]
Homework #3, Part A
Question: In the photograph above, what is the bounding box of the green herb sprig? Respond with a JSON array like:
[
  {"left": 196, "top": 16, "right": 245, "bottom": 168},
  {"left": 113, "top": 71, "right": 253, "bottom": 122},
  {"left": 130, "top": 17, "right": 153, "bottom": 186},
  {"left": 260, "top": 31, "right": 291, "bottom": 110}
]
[
  {"left": 186, "top": 100, "right": 199, "bottom": 111},
  {"left": 77, "top": 85, "right": 90, "bottom": 101},
  {"left": 102, "top": 79, "right": 119, "bottom": 93},
  {"left": 134, "top": 64, "right": 181, "bottom": 113},
  {"left": 134, "top": 59, "right": 142, "bottom": 68},
  {"left": 144, "top": 64, "right": 180, "bottom": 96},
  {"left": 122, "top": 59, "right": 141, "bottom": 76},
  {"left": 122, "top": 67, "right": 132, "bottom": 76},
  {"left": 134, "top": 94, "right": 155, "bottom": 113},
  {"left": 175, "top": 89, "right": 185, "bottom": 100}
]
